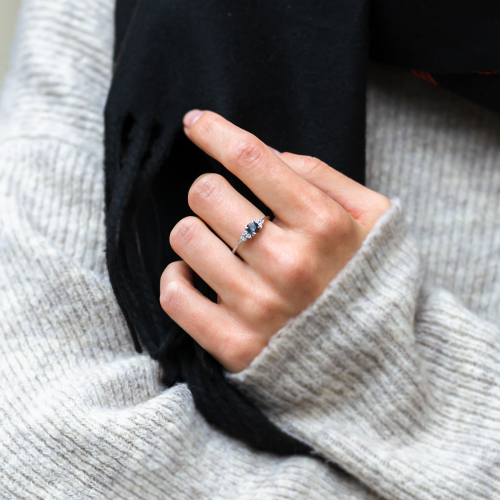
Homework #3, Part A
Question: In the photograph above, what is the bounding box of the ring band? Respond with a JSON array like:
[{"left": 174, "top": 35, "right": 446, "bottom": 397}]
[{"left": 232, "top": 216, "right": 271, "bottom": 255}]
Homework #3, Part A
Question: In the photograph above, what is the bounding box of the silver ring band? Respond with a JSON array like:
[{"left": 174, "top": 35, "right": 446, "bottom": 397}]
[{"left": 232, "top": 216, "right": 271, "bottom": 255}]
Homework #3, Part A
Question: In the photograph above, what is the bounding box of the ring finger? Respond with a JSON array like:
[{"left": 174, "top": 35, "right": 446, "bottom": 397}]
[
  {"left": 170, "top": 215, "right": 255, "bottom": 306},
  {"left": 187, "top": 173, "right": 285, "bottom": 264}
]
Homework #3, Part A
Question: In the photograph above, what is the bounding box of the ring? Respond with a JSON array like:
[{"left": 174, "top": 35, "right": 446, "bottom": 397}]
[{"left": 232, "top": 216, "right": 271, "bottom": 255}]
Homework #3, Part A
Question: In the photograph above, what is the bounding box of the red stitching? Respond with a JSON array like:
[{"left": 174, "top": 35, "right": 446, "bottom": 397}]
[
  {"left": 410, "top": 70, "right": 437, "bottom": 85},
  {"left": 473, "top": 70, "right": 500, "bottom": 75}
]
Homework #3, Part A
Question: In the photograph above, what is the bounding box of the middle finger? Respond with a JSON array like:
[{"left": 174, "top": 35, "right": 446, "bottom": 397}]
[{"left": 183, "top": 110, "right": 335, "bottom": 230}]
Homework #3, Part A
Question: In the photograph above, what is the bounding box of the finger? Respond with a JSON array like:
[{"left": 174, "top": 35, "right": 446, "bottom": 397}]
[
  {"left": 160, "top": 259, "right": 194, "bottom": 295},
  {"left": 159, "top": 260, "right": 234, "bottom": 360},
  {"left": 280, "top": 152, "right": 392, "bottom": 230},
  {"left": 169, "top": 215, "right": 255, "bottom": 303},
  {"left": 183, "top": 110, "right": 335, "bottom": 230},
  {"left": 187, "top": 173, "right": 284, "bottom": 263}
]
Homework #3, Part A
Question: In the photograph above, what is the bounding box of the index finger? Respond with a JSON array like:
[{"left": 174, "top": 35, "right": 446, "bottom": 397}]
[{"left": 183, "top": 110, "right": 337, "bottom": 230}]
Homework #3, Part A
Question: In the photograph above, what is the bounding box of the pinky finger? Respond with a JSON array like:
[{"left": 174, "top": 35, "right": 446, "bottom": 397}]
[{"left": 159, "top": 261, "right": 231, "bottom": 360}]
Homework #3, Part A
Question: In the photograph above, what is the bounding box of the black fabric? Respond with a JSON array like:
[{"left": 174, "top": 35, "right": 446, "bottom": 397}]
[
  {"left": 104, "top": 0, "right": 500, "bottom": 456},
  {"left": 370, "top": 0, "right": 500, "bottom": 72},
  {"left": 433, "top": 73, "right": 500, "bottom": 114}
]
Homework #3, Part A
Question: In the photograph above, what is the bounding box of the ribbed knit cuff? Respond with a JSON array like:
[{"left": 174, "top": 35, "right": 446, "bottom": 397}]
[{"left": 227, "top": 200, "right": 423, "bottom": 427}]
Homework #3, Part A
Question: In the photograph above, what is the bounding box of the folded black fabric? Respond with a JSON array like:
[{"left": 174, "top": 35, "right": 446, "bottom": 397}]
[{"left": 104, "top": 0, "right": 500, "bottom": 455}]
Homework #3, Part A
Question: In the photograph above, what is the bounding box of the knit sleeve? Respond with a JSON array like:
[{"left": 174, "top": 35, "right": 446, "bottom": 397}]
[
  {"left": 0, "top": 0, "right": 113, "bottom": 151},
  {"left": 228, "top": 199, "right": 500, "bottom": 500}
]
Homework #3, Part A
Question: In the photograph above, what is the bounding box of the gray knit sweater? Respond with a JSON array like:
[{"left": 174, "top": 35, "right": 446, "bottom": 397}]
[{"left": 1, "top": 0, "right": 499, "bottom": 499}]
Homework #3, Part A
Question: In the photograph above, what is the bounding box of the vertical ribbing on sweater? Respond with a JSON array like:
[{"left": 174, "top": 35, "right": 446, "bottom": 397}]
[{"left": 366, "top": 63, "right": 500, "bottom": 324}]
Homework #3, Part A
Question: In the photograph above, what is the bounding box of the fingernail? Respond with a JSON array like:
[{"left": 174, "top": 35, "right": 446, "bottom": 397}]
[
  {"left": 268, "top": 146, "right": 282, "bottom": 156},
  {"left": 184, "top": 109, "right": 204, "bottom": 128}
]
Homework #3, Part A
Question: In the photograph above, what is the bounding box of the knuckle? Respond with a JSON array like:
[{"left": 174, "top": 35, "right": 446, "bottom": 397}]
[
  {"left": 309, "top": 206, "right": 347, "bottom": 237},
  {"left": 170, "top": 217, "right": 202, "bottom": 250},
  {"left": 371, "top": 194, "right": 393, "bottom": 220},
  {"left": 352, "top": 191, "right": 392, "bottom": 231},
  {"left": 159, "top": 261, "right": 178, "bottom": 293},
  {"left": 218, "top": 334, "right": 264, "bottom": 373},
  {"left": 299, "top": 155, "right": 323, "bottom": 174},
  {"left": 269, "top": 247, "right": 312, "bottom": 286},
  {"left": 160, "top": 280, "right": 186, "bottom": 315},
  {"left": 261, "top": 291, "right": 288, "bottom": 317},
  {"left": 216, "top": 333, "right": 241, "bottom": 364},
  {"left": 241, "top": 291, "right": 283, "bottom": 322},
  {"left": 189, "top": 173, "right": 226, "bottom": 206},
  {"left": 232, "top": 137, "right": 267, "bottom": 170},
  {"left": 283, "top": 256, "right": 311, "bottom": 285},
  {"left": 249, "top": 294, "right": 272, "bottom": 320}
]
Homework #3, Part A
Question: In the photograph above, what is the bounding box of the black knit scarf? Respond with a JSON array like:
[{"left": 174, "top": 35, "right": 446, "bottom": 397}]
[{"left": 104, "top": 0, "right": 500, "bottom": 456}]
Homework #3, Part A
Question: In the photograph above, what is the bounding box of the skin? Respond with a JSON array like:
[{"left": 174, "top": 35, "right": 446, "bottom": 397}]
[{"left": 159, "top": 110, "right": 392, "bottom": 373}]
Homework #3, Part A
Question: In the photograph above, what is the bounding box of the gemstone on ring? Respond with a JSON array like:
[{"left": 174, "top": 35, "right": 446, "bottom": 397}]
[
  {"left": 232, "top": 216, "right": 271, "bottom": 254},
  {"left": 242, "top": 219, "right": 263, "bottom": 240}
]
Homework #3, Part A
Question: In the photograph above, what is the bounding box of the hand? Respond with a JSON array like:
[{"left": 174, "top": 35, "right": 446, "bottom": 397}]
[{"left": 160, "top": 110, "right": 391, "bottom": 373}]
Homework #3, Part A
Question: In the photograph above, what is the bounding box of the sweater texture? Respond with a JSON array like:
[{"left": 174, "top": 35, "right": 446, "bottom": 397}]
[{"left": 0, "top": 0, "right": 500, "bottom": 498}]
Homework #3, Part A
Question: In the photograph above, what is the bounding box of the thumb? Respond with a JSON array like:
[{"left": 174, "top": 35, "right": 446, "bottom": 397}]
[{"left": 277, "top": 151, "right": 392, "bottom": 231}]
